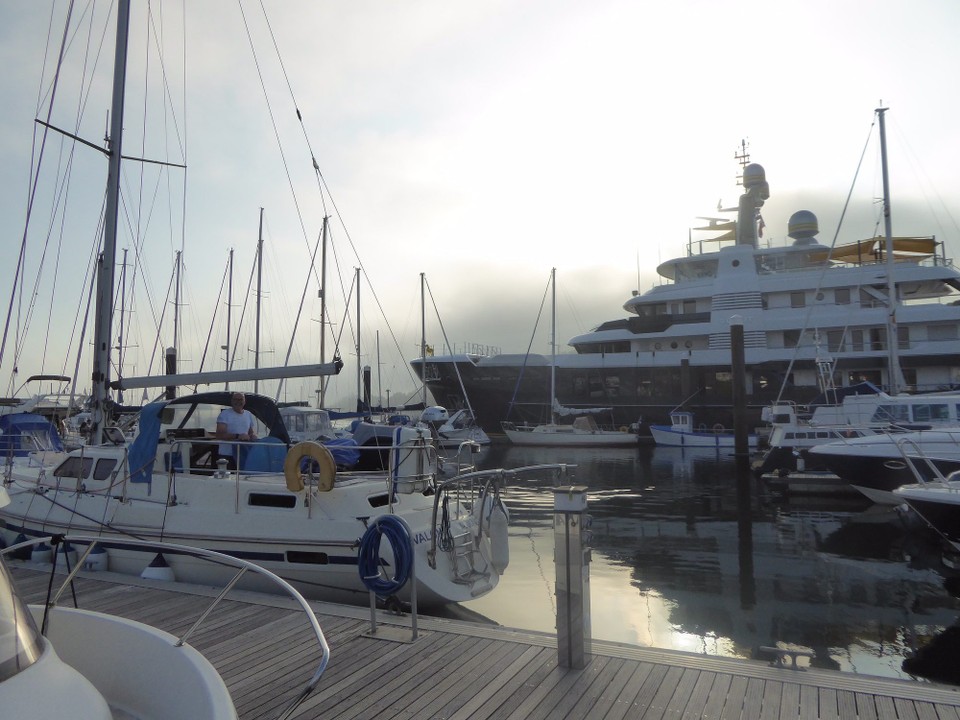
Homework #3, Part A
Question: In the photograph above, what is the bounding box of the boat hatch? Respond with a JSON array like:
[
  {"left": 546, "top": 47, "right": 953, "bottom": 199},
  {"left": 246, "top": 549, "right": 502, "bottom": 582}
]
[{"left": 369, "top": 493, "right": 389, "bottom": 508}]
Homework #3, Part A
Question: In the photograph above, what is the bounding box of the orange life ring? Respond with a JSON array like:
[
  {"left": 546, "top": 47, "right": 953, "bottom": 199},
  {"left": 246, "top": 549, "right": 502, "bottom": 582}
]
[{"left": 283, "top": 441, "right": 336, "bottom": 493}]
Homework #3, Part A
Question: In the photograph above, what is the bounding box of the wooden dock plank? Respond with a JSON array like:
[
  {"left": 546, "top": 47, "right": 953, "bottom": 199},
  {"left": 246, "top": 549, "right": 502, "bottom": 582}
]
[
  {"left": 8, "top": 566, "right": 960, "bottom": 720},
  {"left": 562, "top": 658, "right": 630, "bottom": 720},
  {"left": 778, "top": 682, "right": 801, "bottom": 719},
  {"left": 526, "top": 655, "right": 612, "bottom": 720},
  {"left": 699, "top": 672, "right": 733, "bottom": 720}
]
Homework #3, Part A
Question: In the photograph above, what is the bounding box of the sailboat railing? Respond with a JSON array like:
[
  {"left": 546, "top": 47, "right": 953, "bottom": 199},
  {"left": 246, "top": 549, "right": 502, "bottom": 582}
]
[{"left": 1, "top": 535, "right": 331, "bottom": 720}]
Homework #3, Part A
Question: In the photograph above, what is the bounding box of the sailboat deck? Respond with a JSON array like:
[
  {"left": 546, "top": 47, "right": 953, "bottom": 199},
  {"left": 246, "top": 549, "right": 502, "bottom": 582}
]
[{"left": 10, "top": 565, "right": 960, "bottom": 719}]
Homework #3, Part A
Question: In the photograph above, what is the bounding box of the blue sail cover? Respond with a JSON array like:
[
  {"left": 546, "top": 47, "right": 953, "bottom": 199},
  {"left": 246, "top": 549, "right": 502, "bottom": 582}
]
[
  {"left": 0, "top": 413, "right": 64, "bottom": 457},
  {"left": 128, "top": 402, "right": 164, "bottom": 484}
]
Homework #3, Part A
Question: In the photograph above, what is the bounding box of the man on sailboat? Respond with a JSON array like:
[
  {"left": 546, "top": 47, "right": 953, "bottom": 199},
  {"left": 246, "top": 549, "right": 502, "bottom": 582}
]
[{"left": 215, "top": 392, "right": 258, "bottom": 469}]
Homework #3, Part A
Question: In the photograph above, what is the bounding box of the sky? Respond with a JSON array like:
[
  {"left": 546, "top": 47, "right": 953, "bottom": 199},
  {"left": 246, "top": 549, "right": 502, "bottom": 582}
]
[{"left": 1, "top": 0, "right": 959, "bottom": 411}]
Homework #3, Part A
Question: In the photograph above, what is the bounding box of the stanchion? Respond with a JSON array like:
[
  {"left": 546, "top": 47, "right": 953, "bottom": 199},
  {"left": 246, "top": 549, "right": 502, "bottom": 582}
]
[{"left": 358, "top": 514, "right": 420, "bottom": 643}]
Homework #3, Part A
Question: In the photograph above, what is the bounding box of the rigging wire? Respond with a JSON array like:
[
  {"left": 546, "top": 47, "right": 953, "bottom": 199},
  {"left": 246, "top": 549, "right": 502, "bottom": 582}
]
[
  {"left": 0, "top": 0, "right": 76, "bottom": 389},
  {"left": 774, "top": 118, "right": 877, "bottom": 403}
]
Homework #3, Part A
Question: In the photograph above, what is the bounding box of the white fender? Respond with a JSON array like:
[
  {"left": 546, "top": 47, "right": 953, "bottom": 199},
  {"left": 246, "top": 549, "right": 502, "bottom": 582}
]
[
  {"left": 284, "top": 441, "right": 336, "bottom": 493},
  {"left": 489, "top": 502, "right": 509, "bottom": 574}
]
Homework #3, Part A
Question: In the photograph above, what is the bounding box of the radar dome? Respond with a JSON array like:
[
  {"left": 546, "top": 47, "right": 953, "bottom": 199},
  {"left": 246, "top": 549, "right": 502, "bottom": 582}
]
[
  {"left": 742, "top": 163, "right": 766, "bottom": 188},
  {"left": 788, "top": 210, "right": 819, "bottom": 245}
]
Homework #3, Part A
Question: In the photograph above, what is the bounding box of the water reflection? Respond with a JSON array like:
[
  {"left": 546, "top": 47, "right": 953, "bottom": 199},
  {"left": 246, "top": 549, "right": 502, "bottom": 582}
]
[{"left": 457, "top": 443, "right": 960, "bottom": 682}]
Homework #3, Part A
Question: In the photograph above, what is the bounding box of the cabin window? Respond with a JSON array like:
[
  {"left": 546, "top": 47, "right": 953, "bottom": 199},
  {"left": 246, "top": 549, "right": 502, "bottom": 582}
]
[
  {"left": 54, "top": 456, "right": 94, "bottom": 480},
  {"left": 92, "top": 459, "right": 117, "bottom": 481},
  {"left": 826, "top": 330, "right": 846, "bottom": 352},
  {"left": 872, "top": 405, "right": 909, "bottom": 423},
  {"left": 286, "top": 551, "right": 328, "bottom": 564},
  {"left": 248, "top": 493, "right": 297, "bottom": 509},
  {"left": 913, "top": 404, "right": 949, "bottom": 422},
  {"left": 683, "top": 300, "right": 696, "bottom": 314},
  {"left": 835, "top": 288, "right": 850, "bottom": 304},
  {"left": 790, "top": 292, "right": 805, "bottom": 308},
  {"left": 850, "top": 330, "right": 864, "bottom": 351}
]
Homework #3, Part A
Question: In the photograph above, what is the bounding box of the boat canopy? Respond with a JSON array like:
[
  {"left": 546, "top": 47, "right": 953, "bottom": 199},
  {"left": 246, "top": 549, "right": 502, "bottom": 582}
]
[
  {"left": 128, "top": 392, "right": 291, "bottom": 484},
  {"left": 811, "top": 236, "right": 937, "bottom": 264},
  {"left": 0, "top": 413, "right": 64, "bottom": 457},
  {"left": 552, "top": 398, "right": 611, "bottom": 417}
]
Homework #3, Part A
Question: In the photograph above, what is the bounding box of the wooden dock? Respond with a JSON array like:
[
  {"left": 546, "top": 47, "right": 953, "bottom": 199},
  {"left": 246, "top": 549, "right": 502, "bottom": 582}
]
[{"left": 10, "top": 565, "right": 960, "bottom": 719}]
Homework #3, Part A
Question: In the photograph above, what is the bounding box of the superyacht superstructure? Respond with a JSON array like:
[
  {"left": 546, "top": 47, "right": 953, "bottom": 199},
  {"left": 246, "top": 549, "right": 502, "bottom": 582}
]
[{"left": 415, "top": 145, "right": 960, "bottom": 435}]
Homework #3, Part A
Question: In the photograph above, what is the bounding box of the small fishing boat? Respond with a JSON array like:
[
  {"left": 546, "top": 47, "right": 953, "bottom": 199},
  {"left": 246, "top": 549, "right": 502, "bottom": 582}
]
[{"left": 649, "top": 411, "right": 758, "bottom": 449}]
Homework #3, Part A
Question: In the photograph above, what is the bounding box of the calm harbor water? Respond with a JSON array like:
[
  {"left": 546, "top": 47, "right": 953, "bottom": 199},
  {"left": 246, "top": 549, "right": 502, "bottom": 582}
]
[{"left": 449, "top": 442, "right": 960, "bottom": 683}]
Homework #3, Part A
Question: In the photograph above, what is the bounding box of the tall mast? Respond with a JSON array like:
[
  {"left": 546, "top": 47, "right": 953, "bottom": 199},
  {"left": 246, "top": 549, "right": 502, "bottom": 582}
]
[
  {"left": 355, "top": 267, "right": 361, "bottom": 412},
  {"left": 550, "top": 267, "right": 556, "bottom": 424},
  {"left": 254, "top": 208, "right": 264, "bottom": 394},
  {"left": 90, "top": 0, "right": 130, "bottom": 444},
  {"left": 225, "top": 248, "right": 233, "bottom": 391},
  {"left": 317, "top": 216, "right": 329, "bottom": 408},
  {"left": 421, "top": 272, "right": 427, "bottom": 410},
  {"left": 877, "top": 107, "right": 904, "bottom": 394}
]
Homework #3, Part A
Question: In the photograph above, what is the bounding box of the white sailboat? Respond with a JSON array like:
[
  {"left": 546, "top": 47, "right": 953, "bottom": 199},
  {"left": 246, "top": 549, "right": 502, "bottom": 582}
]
[
  {"left": 501, "top": 268, "right": 640, "bottom": 447},
  {"left": 0, "top": 2, "right": 558, "bottom": 609},
  {"left": 0, "top": 486, "right": 331, "bottom": 719}
]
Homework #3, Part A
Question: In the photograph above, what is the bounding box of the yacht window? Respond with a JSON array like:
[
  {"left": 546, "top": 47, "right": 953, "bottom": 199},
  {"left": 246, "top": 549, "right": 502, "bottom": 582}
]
[
  {"left": 784, "top": 432, "right": 796, "bottom": 440},
  {"left": 872, "top": 405, "right": 909, "bottom": 423},
  {"left": 835, "top": 288, "right": 851, "bottom": 305},
  {"left": 92, "top": 458, "right": 117, "bottom": 481},
  {"left": 816, "top": 432, "right": 830, "bottom": 439},
  {"left": 850, "top": 330, "right": 864, "bottom": 351},
  {"left": 54, "top": 456, "right": 94, "bottom": 480},
  {"left": 913, "top": 404, "right": 949, "bottom": 422},
  {"left": 827, "top": 330, "right": 846, "bottom": 352},
  {"left": 683, "top": 300, "right": 696, "bottom": 314},
  {"left": 790, "top": 292, "right": 805, "bottom": 308}
]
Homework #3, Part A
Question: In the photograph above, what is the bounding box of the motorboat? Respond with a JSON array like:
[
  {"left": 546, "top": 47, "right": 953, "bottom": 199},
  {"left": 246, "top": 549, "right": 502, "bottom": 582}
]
[
  {"left": 0, "top": 391, "right": 546, "bottom": 608},
  {"left": 809, "top": 428, "right": 960, "bottom": 504},
  {"left": 755, "top": 384, "right": 960, "bottom": 476},
  {"left": 894, "top": 475, "right": 960, "bottom": 552},
  {"left": 414, "top": 115, "right": 960, "bottom": 436},
  {"left": 0, "top": 488, "right": 331, "bottom": 719}
]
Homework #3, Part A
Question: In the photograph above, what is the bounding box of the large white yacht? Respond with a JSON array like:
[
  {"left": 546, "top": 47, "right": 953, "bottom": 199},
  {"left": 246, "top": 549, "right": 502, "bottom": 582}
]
[{"left": 414, "top": 142, "right": 960, "bottom": 435}]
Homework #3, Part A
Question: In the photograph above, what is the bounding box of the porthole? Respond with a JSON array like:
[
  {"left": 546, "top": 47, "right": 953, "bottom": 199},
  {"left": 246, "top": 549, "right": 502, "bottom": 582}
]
[
  {"left": 670, "top": 342, "right": 678, "bottom": 349},
  {"left": 816, "top": 292, "right": 824, "bottom": 301},
  {"left": 732, "top": 259, "right": 740, "bottom": 267}
]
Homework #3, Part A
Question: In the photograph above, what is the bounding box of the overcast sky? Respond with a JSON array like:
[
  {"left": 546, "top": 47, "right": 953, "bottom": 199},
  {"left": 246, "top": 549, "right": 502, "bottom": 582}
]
[{"left": 1, "top": 0, "right": 959, "bottom": 409}]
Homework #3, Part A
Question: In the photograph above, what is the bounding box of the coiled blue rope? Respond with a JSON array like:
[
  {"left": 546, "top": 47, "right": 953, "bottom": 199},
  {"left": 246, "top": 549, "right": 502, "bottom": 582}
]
[{"left": 358, "top": 515, "right": 414, "bottom": 595}]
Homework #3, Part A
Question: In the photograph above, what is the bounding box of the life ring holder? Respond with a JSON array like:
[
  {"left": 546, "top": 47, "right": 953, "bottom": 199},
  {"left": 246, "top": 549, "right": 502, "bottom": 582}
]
[
  {"left": 619, "top": 426, "right": 628, "bottom": 433},
  {"left": 284, "top": 441, "right": 336, "bottom": 493},
  {"left": 713, "top": 423, "right": 724, "bottom": 434}
]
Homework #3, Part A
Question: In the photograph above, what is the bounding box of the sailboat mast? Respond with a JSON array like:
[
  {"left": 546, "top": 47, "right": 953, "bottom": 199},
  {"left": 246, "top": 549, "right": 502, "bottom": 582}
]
[
  {"left": 421, "top": 272, "right": 427, "bottom": 410},
  {"left": 254, "top": 208, "right": 264, "bottom": 394},
  {"left": 90, "top": 0, "right": 130, "bottom": 444},
  {"left": 318, "top": 216, "right": 328, "bottom": 407},
  {"left": 355, "top": 267, "right": 361, "bottom": 411},
  {"left": 877, "top": 107, "right": 904, "bottom": 394},
  {"left": 225, "top": 248, "right": 233, "bottom": 391},
  {"left": 550, "top": 267, "right": 556, "bottom": 424}
]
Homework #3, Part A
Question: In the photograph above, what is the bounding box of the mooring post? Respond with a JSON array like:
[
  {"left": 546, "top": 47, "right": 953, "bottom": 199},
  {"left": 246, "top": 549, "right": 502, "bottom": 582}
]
[
  {"left": 729, "top": 315, "right": 749, "bottom": 458},
  {"left": 554, "top": 485, "right": 591, "bottom": 669}
]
